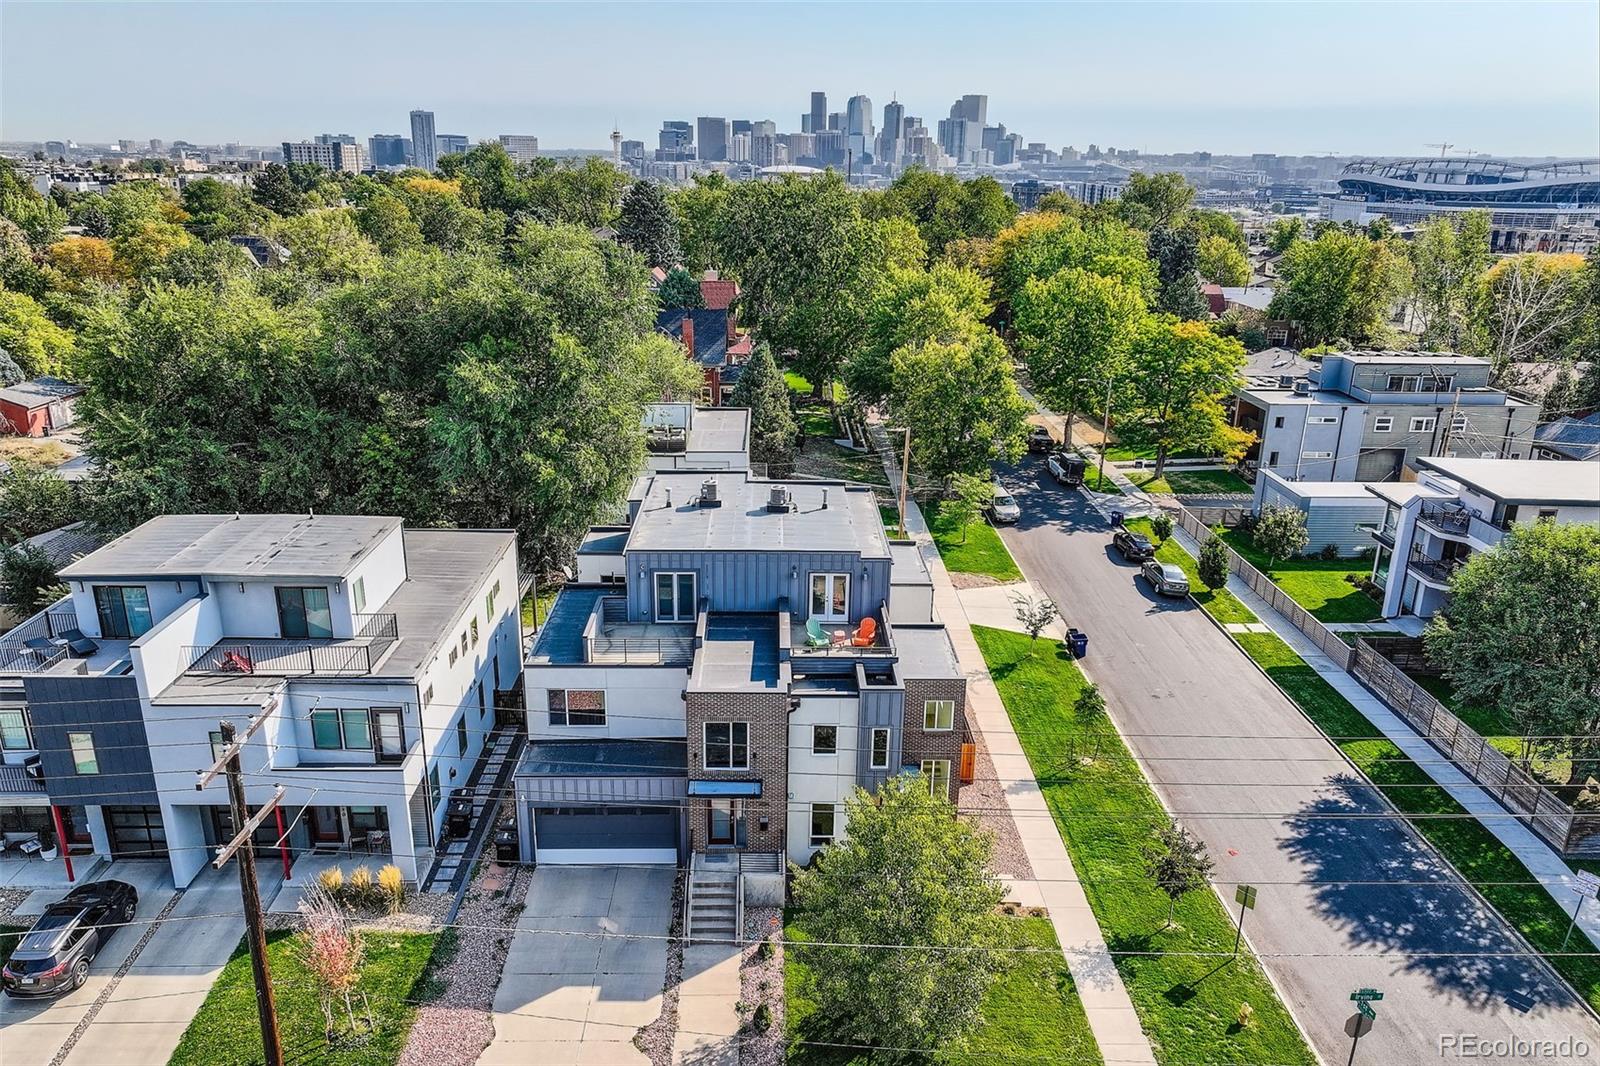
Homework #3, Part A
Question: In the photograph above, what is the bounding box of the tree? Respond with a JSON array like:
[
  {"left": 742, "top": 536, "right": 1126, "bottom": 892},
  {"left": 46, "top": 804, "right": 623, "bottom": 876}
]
[
  {"left": 1197, "top": 534, "right": 1230, "bottom": 591},
  {"left": 1424, "top": 522, "right": 1600, "bottom": 783},
  {"left": 888, "top": 330, "right": 1029, "bottom": 482},
  {"left": 631, "top": 331, "right": 704, "bottom": 404},
  {"left": 989, "top": 211, "right": 1156, "bottom": 311},
  {"left": 1410, "top": 212, "right": 1490, "bottom": 350},
  {"left": 657, "top": 266, "right": 703, "bottom": 309},
  {"left": 353, "top": 193, "right": 423, "bottom": 254},
  {"left": 1479, "top": 253, "right": 1587, "bottom": 376},
  {"left": 1116, "top": 172, "right": 1195, "bottom": 229},
  {"left": 616, "top": 180, "right": 682, "bottom": 269},
  {"left": 1270, "top": 228, "right": 1409, "bottom": 346},
  {"left": 945, "top": 473, "right": 993, "bottom": 544},
  {"left": 1121, "top": 318, "right": 1252, "bottom": 478},
  {"left": 0, "top": 460, "right": 76, "bottom": 541},
  {"left": 876, "top": 168, "right": 1017, "bottom": 257},
  {"left": 1010, "top": 591, "right": 1060, "bottom": 652},
  {"left": 0, "top": 346, "right": 22, "bottom": 387},
  {"left": 668, "top": 172, "right": 731, "bottom": 274},
  {"left": 110, "top": 219, "right": 199, "bottom": 280},
  {"left": 1192, "top": 209, "right": 1247, "bottom": 254},
  {"left": 179, "top": 178, "right": 262, "bottom": 241},
  {"left": 1143, "top": 820, "right": 1215, "bottom": 929},
  {"left": 1252, "top": 504, "right": 1309, "bottom": 564},
  {"left": 1013, "top": 267, "right": 1145, "bottom": 445},
  {"left": 1074, "top": 682, "right": 1106, "bottom": 722},
  {"left": 1147, "top": 225, "right": 1208, "bottom": 319},
  {"left": 250, "top": 162, "right": 305, "bottom": 216},
  {"left": 1197, "top": 234, "right": 1250, "bottom": 287},
  {"left": 789, "top": 774, "right": 1011, "bottom": 1057},
  {"left": 846, "top": 261, "right": 990, "bottom": 406},
  {"left": 1265, "top": 217, "right": 1303, "bottom": 255},
  {"left": 729, "top": 344, "right": 797, "bottom": 477},
  {"left": 0, "top": 287, "right": 75, "bottom": 376},
  {"left": 1149, "top": 512, "right": 1174, "bottom": 543},
  {"left": 0, "top": 543, "right": 66, "bottom": 614},
  {"left": 46, "top": 236, "right": 124, "bottom": 291}
]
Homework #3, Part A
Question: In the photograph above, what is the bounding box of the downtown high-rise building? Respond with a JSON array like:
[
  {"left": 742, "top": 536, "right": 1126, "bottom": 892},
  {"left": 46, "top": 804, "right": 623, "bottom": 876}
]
[
  {"left": 368, "top": 133, "right": 408, "bottom": 167},
  {"left": 498, "top": 134, "right": 540, "bottom": 162},
  {"left": 845, "top": 94, "right": 874, "bottom": 163},
  {"left": 435, "top": 133, "right": 469, "bottom": 158},
  {"left": 806, "top": 91, "right": 827, "bottom": 135},
  {"left": 878, "top": 98, "right": 906, "bottom": 165},
  {"left": 696, "top": 116, "right": 730, "bottom": 162},
  {"left": 937, "top": 94, "right": 987, "bottom": 164},
  {"left": 282, "top": 140, "right": 365, "bottom": 173},
  {"left": 409, "top": 109, "right": 437, "bottom": 171}
]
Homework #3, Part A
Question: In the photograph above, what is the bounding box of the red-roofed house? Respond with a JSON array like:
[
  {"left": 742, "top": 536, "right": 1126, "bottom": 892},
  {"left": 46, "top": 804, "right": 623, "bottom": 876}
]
[{"left": 700, "top": 275, "right": 738, "bottom": 311}]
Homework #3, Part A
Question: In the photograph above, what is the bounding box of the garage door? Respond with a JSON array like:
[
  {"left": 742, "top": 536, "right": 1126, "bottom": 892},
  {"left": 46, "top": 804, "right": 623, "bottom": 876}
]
[
  {"left": 106, "top": 805, "right": 168, "bottom": 859},
  {"left": 533, "top": 805, "right": 678, "bottom": 865}
]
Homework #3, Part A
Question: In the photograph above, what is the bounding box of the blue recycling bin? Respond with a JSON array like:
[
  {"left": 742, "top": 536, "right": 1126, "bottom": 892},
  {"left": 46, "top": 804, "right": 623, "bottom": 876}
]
[{"left": 1068, "top": 629, "right": 1088, "bottom": 658}]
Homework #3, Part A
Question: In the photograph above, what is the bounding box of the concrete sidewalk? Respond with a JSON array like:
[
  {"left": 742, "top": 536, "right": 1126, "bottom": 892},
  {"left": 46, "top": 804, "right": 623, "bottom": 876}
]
[
  {"left": 1171, "top": 523, "right": 1600, "bottom": 951},
  {"left": 869, "top": 421, "right": 1156, "bottom": 1066},
  {"left": 670, "top": 944, "right": 740, "bottom": 1066}
]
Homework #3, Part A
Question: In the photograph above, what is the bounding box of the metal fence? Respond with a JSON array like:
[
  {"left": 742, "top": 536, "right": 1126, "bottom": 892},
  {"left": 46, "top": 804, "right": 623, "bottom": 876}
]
[
  {"left": 1350, "top": 639, "right": 1600, "bottom": 856},
  {"left": 1172, "top": 506, "right": 1356, "bottom": 671}
]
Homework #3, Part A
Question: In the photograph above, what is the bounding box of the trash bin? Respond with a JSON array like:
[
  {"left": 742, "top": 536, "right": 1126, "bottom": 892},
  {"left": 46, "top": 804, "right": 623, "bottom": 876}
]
[
  {"left": 446, "top": 794, "right": 473, "bottom": 839},
  {"left": 1109, "top": 510, "right": 1125, "bottom": 528},
  {"left": 1068, "top": 629, "right": 1088, "bottom": 658},
  {"left": 493, "top": 820, "right": 519, "bottom": 862}
]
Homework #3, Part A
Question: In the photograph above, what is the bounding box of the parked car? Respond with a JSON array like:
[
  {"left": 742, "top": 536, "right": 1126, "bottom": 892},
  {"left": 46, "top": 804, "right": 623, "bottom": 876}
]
[
  {"left": 1, "top": 880, "right": 138, "bottom": 997},
  {"left": 1140, "top": 559, "right": 1190, "bottom": 597},
  {"left": 986, "top": 485, "right": 1021, "bottom": 525},
  {"left": 1027, "top": 426, "right": 1056, "bottom": 454},
  {"left": 1046, "top": 452, "right": 1087, "bottom": 487},
  {"left": 1113, "top": 529, "right": 1155, "bottom": 561}
]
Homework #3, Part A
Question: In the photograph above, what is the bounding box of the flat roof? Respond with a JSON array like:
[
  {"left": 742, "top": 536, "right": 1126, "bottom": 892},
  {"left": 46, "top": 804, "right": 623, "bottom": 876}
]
[
  {"left": 689, "top": 407, "right": 750, "bottom": 454},
  {"left": 518, "top": 739, "right": 687, "bottom": 777},
  {"left": 1365, "top": 482, "right": 1453, "bottom": 506},
  {"left": 578, "top": 529, "right": 630, "bottom": 555},
  {"left": 891, "top": 624, "right": 961, "bottom": 680},
  {"left": 627, "top": 474, "right": 889, "bottom": 558},
  {"left": 61, "top": 514, "right": 400, "bottom": 581},
  {"left": 690, "top": 613, "right": 781, "bottom": 691},
  {"left": 1330, "top": 350, "right": 1489, "bottom": 365},
  {"left": 1262, "top": 473, "right": 1387, "bottom": 500},
  {"left": 528, "top": 586, "right": 610, "bottom": 664},
  {"left": 1415, "top": 457, "right": 1600, "bottom": 506},
  {"left": 890, "top": 542, "right": 931, "bottom": 585}
]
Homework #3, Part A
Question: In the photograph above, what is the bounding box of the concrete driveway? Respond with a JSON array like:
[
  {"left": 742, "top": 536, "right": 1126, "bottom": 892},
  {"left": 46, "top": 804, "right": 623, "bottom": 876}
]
[
  {"left": 479, "top": 866, "right": 674, "bottom": 1066},
  {"left": 993, "top": 456, "right": 1600, "bottom": 1065}
]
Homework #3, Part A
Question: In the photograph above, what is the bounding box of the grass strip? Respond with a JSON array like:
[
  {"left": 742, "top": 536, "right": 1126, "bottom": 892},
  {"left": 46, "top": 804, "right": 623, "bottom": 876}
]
[
  {"left": 923, "top": 499, "right": 1023, "bottom": 582},
  {"left": 1126, "top": 518, "right": 1256, "bottom": 625},
  {"left": 972, "top": 625, "right": 1315, "bottom": 1065},
  {"left": 1126, "top": 469, "right": 1254, "bottom": 496},
  {"left": 1214, "top": 528, "right": 1382, "bottom": 623}
]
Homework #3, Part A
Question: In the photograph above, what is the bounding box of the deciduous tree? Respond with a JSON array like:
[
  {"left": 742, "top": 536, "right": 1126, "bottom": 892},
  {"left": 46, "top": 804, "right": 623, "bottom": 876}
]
[
  {"left": 1197, "top": 234, "right": 1250, "bottom": 287},
  {"left": 1410, "top": 212, "right": 1490, "bottom": 350},
  {"left": 1253, "top": 505, "right": 1310, "bottom": 564},
  {"left": 0, "top": 460, "right": 76, "bottom": 540},
  {"left": 1197, "top": 534, "right": 1230, "bottom": 591},
  {"left": 1143, "top": 820, "right": 1214, "bottom": 929},
  {"left": 1121, "top": 318, "right": 1252, "bottom": 478},
  {"left": 1013, "top": 267, "right": 1145, "bottom": 444},
  {"left": 888, "top": 330, "right": 1029, "bottom": 481},
  {"left": 845, "top": 261, "right": 990, "bottom": 406},
  {"left": 1270, "top": 229, "right": 1409, "bottom": 346}
]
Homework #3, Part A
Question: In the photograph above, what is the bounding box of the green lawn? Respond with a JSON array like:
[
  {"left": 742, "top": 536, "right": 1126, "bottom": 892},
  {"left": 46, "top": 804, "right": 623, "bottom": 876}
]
[
  {"left": 786, "top": 912, "right": 1102, "bottom": 1065},
  {"left": 520, "top": 587, "right": 558, "bottom": 631},
  {"left": 922, "top": 499, "right": 1022, "bottom": 582},
  {"left": 1126, "top": 469, "right": 1254, "bottom": 496},
  {"left": 785, "top": 371, "right": 844, "bottom": 404},
  {"left": 1232, "top": 631, "right": 1600, "bottom": 1018},
  {"left": 169, "top": 930, "right": 437, "bottom": 1066},
  {"left": 1215, "top": 528, "right": 1382, "bottom": 623},
  {"left": 1081, "top": 463, "right": 1122, "bottom": 495},
  {"left": 1103, "top": 444, "right": 1212, "bottom": 463},
  {"left": 1126, "top": 519, "right": 1256, "bottom": 626},
  {"left": 879, "top": 504, "right": 905, "bottom": 539},
  {"left": 972, "top": 625, "right": 1314, "bottom": 1066}
]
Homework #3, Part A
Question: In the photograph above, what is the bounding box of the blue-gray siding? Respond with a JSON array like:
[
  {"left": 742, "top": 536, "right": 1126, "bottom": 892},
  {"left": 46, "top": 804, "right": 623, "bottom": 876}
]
[
  {"left": 626, "top": 551, "right": 890, "bottom": 623},
  {"left": 23, "top": 674, "right": 158, "bottom": 806},
  {"left": 856, "top": 687, "right": 904, "bottom": 790}
]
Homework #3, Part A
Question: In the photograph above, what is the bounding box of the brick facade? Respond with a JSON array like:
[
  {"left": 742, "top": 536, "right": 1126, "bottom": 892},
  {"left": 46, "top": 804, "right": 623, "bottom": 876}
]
[
  {"left": 684, "top": 690, "right": 790, "bottom": 853},
  {"left": 901, "top": 677, "right": 969, "bottom": 805}
]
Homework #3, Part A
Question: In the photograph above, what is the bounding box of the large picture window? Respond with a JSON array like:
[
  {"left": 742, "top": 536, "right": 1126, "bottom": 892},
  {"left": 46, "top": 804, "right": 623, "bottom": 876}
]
[
  {"left": 93, "top": 585, "right": 153, "bottom": 639},
  {"left": 276, "top": 587, "right": 333, "bottom": 639},
  {"left": 69, "top": 732, "right": 99, "bottom": 775},
  {"left": 548, "top": 690, "right": 606, "bottom": 727},
  {"left": 655, "top": 572, "right": 697, "bottom": 622},
  {"left": 921, "top": 758, "right": 951, "bottom": 799},
  {"left": 870, "top": 728, "right": 890, "bottom": 770},
  {"left": 311, "top": 709, "right": 373, "bottom": 750},
  {"left": 923, "top": 700, "right": 955, "bottom": 731},
  {"left": 809, "top": 802, "right": 836, "bottom": 847},
  {"left": 0, "top": 707, "right": 31, "bottom": 751},
  {"left": 704, "top": 722, "right": 750, "bottom": 770},
  {"left": 809, "top": 573, "right": 849, "bottom": 622}
]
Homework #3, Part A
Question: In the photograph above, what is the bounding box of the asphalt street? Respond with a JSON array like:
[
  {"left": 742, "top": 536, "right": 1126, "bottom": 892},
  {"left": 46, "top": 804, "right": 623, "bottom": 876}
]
[{"left": 994, "top": 454, "right": 1600, "bottom": 1066}]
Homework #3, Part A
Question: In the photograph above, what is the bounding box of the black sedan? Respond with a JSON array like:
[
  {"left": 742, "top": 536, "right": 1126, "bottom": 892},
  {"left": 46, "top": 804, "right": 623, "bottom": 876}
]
[
  {"left": 1112, "top": 529, "right": 1156, "bottom": 561},
  {"left": 2, "top": 879, "right": 138, "bottom": 997}
]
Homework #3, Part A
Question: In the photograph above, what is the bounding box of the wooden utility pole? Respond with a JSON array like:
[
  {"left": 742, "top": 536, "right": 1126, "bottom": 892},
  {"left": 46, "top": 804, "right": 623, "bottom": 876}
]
[
  {"left": 1096, "top": 376, "right": 1115, "bottom": 490},
  {"left": 200, "top": 718, "right": 285, "bottom": 1066},
  {"left": 896, "top": 427, "right": 912, "bottom": 538}
]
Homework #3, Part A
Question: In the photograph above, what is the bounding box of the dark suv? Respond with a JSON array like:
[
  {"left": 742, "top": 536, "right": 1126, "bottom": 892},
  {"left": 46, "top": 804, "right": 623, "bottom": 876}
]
[
  {"left": 1113, "top": 529, "right": 1155, "bottom": 561},
  {"left": 2, "top": 880, "right": 138, "bottom": 997}
]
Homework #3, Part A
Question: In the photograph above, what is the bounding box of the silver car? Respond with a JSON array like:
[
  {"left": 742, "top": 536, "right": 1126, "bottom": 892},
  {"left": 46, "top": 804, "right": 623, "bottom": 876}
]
[
  {"left": 987, "top": 486, "right": 1021, "bottom": 525},
  {"left": 1140, "top": 559, "right": 1189, "bottom": 597}
]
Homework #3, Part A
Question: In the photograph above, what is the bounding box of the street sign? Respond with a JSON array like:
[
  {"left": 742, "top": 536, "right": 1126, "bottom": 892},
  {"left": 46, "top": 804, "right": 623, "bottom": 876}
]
[
  {"left": 1349, "top": 988, "right": 1383, "bottom": 1003},
  {"left": 1235, "top": 884, "right": 1258, "bottom": 909},
  {"left": 1356, "top": 1002, "right": 1376, "bottom": 1021},
  {"left": 1575, "top": 870, "right": 1600, "bottom": 898}
]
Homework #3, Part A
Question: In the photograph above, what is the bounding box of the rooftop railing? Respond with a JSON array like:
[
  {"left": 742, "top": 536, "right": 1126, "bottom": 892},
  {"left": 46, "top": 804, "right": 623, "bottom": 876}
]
[{"left": 181, "top": 612, "right": 399, "bottom": 677}]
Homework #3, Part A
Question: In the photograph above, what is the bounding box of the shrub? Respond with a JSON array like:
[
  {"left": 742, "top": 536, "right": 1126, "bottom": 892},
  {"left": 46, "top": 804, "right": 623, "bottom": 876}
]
[
  {"left": 317, "top": 866, "right": 344, "bottom": 895},
  {"left": 378, "top": 864, "right": 405, "bottom": 914},
  {"left": 1318, "top": 543, "right": 1341, "bottom": 561},
  {"left": 752, "top": 1002, "right": 772, "bottom": 1033},
  {"left": 1197, "top": 535, "right": 1230, "bottom": 591},
  {"left": 1150, "top": 512, "right": 1174, "bottom": 543},
  {"left": 347, "top": 865, "right": 380, "bottom": 909},
  {"left": 1253, "top": 505, "right": 1309, "bottom": 564},
  {"left": 1237, "top": 1002, "right": 1255, "bottom": 1029}
]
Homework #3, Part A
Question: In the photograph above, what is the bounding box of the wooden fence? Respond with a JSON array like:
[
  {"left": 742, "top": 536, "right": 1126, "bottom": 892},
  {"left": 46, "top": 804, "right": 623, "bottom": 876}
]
[
  {"left": 1172, "top": 506, "right": 1356, "bottom": 671},
  {"left": 1351, "top": 639, "right": 1600, "bottom": 856}
]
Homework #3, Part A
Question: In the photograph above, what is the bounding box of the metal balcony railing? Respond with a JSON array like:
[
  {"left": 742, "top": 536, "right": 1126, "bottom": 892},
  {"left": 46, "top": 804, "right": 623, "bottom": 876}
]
[
  {"left": 1418, "top": 503, "right": 1472, "bottom": 535},
  {"left": 182, "top": 613, "right": 399, "bottom": 677},
  {"left": 1407, "top": 550, "right": 1466, "bottom": 584},
  {"left": 0, "top": 601, "right": 83, "bottom": 673}
]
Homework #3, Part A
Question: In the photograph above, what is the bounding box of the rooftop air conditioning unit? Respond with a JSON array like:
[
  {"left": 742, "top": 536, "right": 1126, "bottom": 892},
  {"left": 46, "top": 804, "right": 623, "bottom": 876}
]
[
  {"left": 1291, "top": 379, "right": 1313, "bottom": 396},
  {"left": 1276, "top": 375, "right": 1296, "bottom": 389},
  {"left": 767, "top": 486, "right": 793, "bottom": 513},
  {"left": 700, "top": 477, "right": 721, "bottom": 508}
]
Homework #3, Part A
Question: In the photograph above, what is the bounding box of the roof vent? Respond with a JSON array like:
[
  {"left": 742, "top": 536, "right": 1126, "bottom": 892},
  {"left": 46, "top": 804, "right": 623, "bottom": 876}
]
[
  {"left": 700, "top": 477, "right": 721, "bottom": 508},
  {"left": 1292, "top": 379, "right": 1313, "bottom": 396},
  {"left": 821, "top": 488, "right": 830, "bottom": 510},
  {"left": 767, "top": 486, "right": 793, "bottom": 513},
  {"left": 1276, "top": 375, "right": 1295, "bottom": 389}
]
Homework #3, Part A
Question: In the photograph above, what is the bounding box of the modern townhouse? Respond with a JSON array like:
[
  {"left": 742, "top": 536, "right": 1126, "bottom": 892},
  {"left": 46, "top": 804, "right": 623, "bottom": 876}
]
[
  {"left": 517, "top": 469, "right": 968, "bottom": 881},
  {"left": 640, "top": 402, "right": 751, "bottom": 475},
  {"left": 0, "top": 513, "right": 519, "bottom": 888},
  {"left": 1366, "top": 457, "right": 1600, "bottom": 619},
  {"left": 1234, "top": 351, "right": 1539, "bottom": 506}
]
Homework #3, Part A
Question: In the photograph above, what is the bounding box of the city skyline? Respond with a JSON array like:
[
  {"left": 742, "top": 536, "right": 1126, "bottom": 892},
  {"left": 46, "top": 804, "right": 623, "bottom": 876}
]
[{"left": 3, "top": 2, "right": 1596, "bottom": 158}]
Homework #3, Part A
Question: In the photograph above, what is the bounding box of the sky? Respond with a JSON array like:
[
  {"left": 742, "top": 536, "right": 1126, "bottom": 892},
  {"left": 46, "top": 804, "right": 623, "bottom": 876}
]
[{"left": 2, "top": 1, "right": 1597, "bottom": 158}]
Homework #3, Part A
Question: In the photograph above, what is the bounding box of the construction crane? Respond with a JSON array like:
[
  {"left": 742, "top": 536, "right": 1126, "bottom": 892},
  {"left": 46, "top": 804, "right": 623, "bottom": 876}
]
[{"left": 1426, "top": 142, "right": 1455, "bottom": 157}]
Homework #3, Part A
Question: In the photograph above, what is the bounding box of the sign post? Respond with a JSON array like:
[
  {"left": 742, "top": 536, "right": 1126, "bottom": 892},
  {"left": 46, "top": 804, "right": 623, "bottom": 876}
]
[
  {"left": 1345, "top": 989, "right": 1382, "bottom": 1065},
  {"left": 1232, "top": 884, "right": 1257, "bottom": 957},
  {"left": 1563, "top": 870, "right": 1600, "bottom": 949}
]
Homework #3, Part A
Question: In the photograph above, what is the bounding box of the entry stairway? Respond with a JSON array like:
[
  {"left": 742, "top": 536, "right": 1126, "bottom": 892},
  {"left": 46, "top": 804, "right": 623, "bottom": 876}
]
[{"left": 685, "top": 851, "right": 783, "bottom": 942}]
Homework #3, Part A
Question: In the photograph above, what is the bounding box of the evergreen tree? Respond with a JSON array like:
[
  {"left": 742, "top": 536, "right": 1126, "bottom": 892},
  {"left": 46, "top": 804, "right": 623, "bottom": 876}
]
[
  {"left": 251, "top": 163, "right": 305, "bottom": 216},
  {"left": 617, "top": 180, "right": 682, "bottom": 269},
  {"left": 729, "top": 344, "right": 796, "bottom": 477},
  {"left": 657, "top": 267, "right": 703, "bottom": 309},
  {"left": 1148, "top": 225, "right": 1208, "bottom": 319}
]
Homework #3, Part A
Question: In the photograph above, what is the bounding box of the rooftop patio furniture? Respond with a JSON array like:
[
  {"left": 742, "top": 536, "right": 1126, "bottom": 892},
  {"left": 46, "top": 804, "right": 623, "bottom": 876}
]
[
  {"left": 55, "top": 627, "right": 99, "bottom": 658},
  {"left": 21, "top": 638, "right": 57, "bottom": 664},
  {"left": 804, "top": 617, "right": 832, "bottom": 648},
  {"left": 851, "top": 617, "right": 878, "bottom": 648}
]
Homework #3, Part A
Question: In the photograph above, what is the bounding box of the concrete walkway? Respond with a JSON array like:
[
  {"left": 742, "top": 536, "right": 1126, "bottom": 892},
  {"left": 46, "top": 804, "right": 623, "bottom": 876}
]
[
  {"left": 869, "top": 422, "right": 1156, "bottom": 1066},
  {"left": 1171, "top": 523, "right": 1600, "bottom": 951},
  {"left": 670, "top": 944, "right": 741, "bottom": 1066},
  {"left": 953, "top": 578, "right": 1068, "bottom": 641}
]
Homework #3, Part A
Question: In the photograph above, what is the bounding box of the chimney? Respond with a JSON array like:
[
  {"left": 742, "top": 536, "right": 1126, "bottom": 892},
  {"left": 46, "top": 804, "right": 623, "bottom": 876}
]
[
  {"left": 681, "top": 315, "right": 695, "bottom": 358},
  {"left": 727, "top": 314, "right": 737, "bottom": 346}
]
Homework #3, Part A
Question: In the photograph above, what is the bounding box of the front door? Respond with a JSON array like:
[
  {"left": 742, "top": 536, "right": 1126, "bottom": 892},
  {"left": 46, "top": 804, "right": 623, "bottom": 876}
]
[
  {"left": 707, "top": 799, "right": 738, "bottom": 847},
  {"left": 309, "top": 805, "right": 345, "bottom": 845},
  {"left": 373, "top": 708, "right": 405, "bottom": 762}
]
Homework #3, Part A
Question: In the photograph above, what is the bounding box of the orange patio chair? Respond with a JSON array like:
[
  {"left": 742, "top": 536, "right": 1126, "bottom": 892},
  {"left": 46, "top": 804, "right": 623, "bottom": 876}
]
[{"left": 851, "top": 617, "right": 878, "bottom": 647}]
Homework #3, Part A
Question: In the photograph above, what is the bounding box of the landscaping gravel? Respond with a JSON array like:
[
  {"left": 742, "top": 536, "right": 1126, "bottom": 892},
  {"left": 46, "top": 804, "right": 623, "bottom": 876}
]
[
  {"left": 960, "top": 729, "right": 1034, "bottom": 881},
  {"left": 0, "top": 887, "right": 27, "bottom": 920},
  {"left": 633, "top": 872, "right": 685, "bottom": 1066},
  {"left": 739, "top": 906, "right": 785, "bottom": 1066}
]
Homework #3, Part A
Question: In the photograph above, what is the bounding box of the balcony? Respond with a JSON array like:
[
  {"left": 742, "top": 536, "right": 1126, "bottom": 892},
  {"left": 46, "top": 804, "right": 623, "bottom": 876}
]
[
  {"left": 583, "top": 596, "right": 694, "bottom": 665},
  {"left": 0, "top": 602, "right": 130, "bottom": 676},
  {"left": 791, "top": 605, "right": 893, "bottom": 657},
  {"left": 1417, "top": 503, "right": 1472, "bottom": 540},
  {"left": 1406, "top": 550, "right": 1467, "bottom": 586},
  {"left": 181, "top": 613, "right": 399, "bottom": 678}
]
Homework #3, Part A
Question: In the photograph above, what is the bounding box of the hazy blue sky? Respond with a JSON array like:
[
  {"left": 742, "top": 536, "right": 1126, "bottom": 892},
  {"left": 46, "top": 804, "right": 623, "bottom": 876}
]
[{"left": 4, "top": 2, "right": 1596, "bottom": 157}]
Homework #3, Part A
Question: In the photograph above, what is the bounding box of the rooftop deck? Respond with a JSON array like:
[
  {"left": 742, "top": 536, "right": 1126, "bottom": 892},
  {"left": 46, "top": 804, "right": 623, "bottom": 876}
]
[
  {"left": 527, "top": 587, "right": 693, "bottom": 666},
  {"left": 691, "top": 613, "right": 780, "bottom": 691},
  {"left": 0, "top": 602, "right": 132, "bottom": 677}
]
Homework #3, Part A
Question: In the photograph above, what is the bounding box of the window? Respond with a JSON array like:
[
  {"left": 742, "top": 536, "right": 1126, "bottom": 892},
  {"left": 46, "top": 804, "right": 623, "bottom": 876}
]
[
  {"left": 1301, "top": 450, "right": 1333, "bottom": 460},
  {"left": 486, "top": 579, "right": 500, "bottom": 618},
  {"left": 1272, "top": 416, "right": 1284, "bottom": 429},
  {"left": 924, "top": 699, "right": 954, "bottom": 731},
  {"left": 704, "top": 722, "right": 750, "bottom": 769},
  {"left": 478, "top": 682, "right": 487, "bottom": 718},
  {"left": 548, "top": 689, "right": 606, "bottom": 727},
  {"left": 1409, "top": 416, "right": 1436, "bottom": 433},
  {"left": 93, "top": 585, "right": 153, "bottom": 639},
  {"left": 448, "top": 646, "right": 458, "bottom": 667},
  {"left": 340, "top": 709, "right": 372, "bottom": 749},
  {"left": 311, "top": 710, "right": 343, "bottom": 749},
  {"left": 809, "top": 803, "right": 836, "bottom": 847},
  {"left": 309, "top": 709, "right": 372, "bottom": 751},
  {"left": 427, "top": 764, "right": 441, "bottom": 811},
  {"left": 921, "top": 758, "right": 951, "bottom": 799},
  {"left": 1266, "top": 451, "right": 1280, "bottom": 466},
  {"left": 423, "top": 685, "right": 433, "bottom": 707},
  {"left": 1372, "top": 417, "right": 1393, "bottom": 432},
  {"left": 460, "top": 631, "right": 469, "bottom": 657},
  {"left": 68, "top": 732, "right": 98, "bottom": 775},
  {"left": 1538, "top": 509, "right": 1559, "bottom": 521},
  {"left": 276, "top": 587, "right": 333, "bottom": 639},
  {"left": 352, "top": 576, "right": 366, "bottom": 614},
  {"left": 470, "top": 618, "right": 479, "bottom": 647},
  {"left": 456, "top": 716, "right": 468, "bottom": 756},
  {"left": 654, "top": 572, "right": 697, "bottom": 622},
  {"left": 870, "top": 728, "right": 891, "bottom": 770},
  {"left": 1308, "top": 415, "right": 1338, "bottom": 425},
  {"left": 1386, "top": 374, "right": 1420, "bottom": 392},
  {"left": 809, "top": 573, "right": 849, "bottom": 622},
  {"left": 812, "top": 725, "right": 837, "bottom": 755},
  {"left": 0, "top": 708, "right": 31, "bottom": 751}
]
